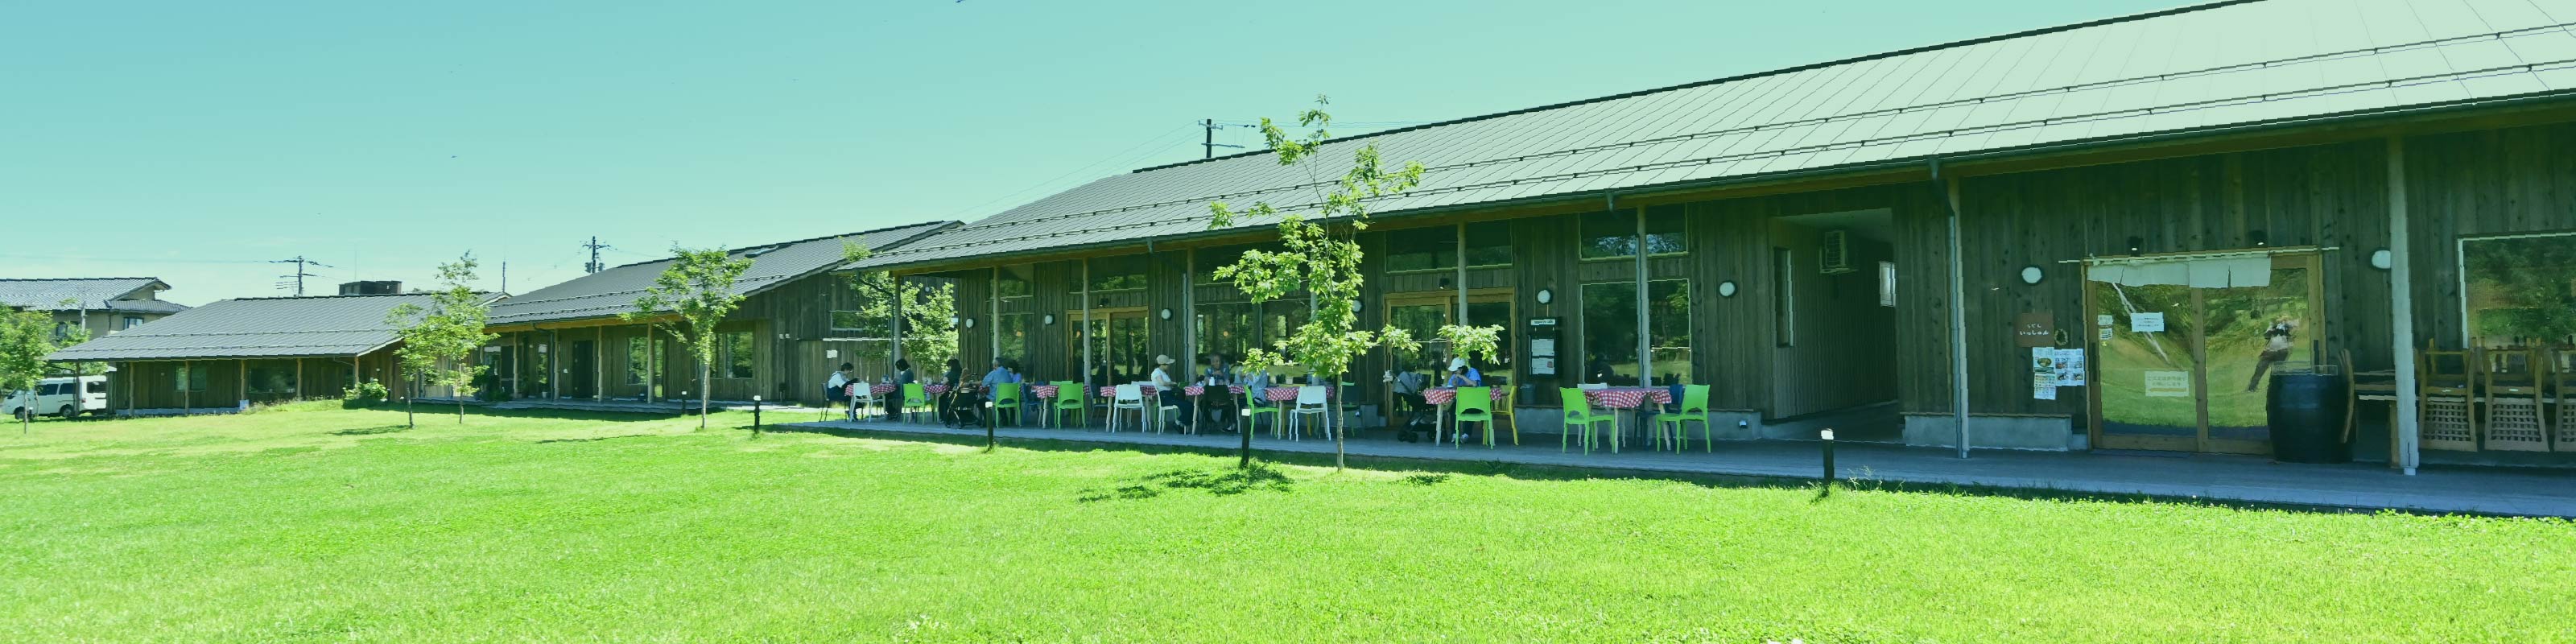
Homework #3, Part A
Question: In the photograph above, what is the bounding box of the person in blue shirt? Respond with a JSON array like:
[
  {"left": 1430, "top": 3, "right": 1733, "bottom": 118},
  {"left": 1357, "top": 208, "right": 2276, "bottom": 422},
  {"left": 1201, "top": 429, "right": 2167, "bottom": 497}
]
[{"left": 1443, "top": 357, "right": 1483, "bottom": 388}]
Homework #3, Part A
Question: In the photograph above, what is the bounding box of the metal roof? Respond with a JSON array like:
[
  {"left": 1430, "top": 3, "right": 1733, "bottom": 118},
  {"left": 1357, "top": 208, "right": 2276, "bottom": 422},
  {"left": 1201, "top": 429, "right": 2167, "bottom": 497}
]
[
  {"left": 857, "top": 0, "right": 2576, "bottom": 270},
  {"left": 487, "top": 221, "right": 957, "bottom": 327},
  {"left": 0, "top": 278, "right": 184, "bottom": 313},
  {"left": 45, "top": 293, "right": 455, "bottom": 361}
]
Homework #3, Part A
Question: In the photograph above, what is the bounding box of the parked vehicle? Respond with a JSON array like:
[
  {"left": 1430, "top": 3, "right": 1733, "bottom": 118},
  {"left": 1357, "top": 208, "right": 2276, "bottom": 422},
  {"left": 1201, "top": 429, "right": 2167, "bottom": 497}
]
[{"left": 5, "top": 376, "right": 108, "bottom": 420}]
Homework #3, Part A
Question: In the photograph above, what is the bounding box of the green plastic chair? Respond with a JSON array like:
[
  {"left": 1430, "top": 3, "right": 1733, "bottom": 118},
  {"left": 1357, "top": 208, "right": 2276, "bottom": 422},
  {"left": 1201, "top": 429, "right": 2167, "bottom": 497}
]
[
  {"left": 1241, "top": 388, "right": 1282, "bottom": 436},
  {"left": 990, "top": 382, "right": 1022, "bottom": 427},
  {"left": 1655, "top": 384, "right": 1713, "bottom": 452},
  {"left": 1455, "top": 386, "right": 1495, "bottom": 448},
  {"left": 1558, "top": 387, "right": 1616, "bottom": 454},
  {"left": 901, "top": 383, "right": 930, "bottom": 423},
  {"left": 1049, "top": 380, "right": 1085, "bottom": 428}
]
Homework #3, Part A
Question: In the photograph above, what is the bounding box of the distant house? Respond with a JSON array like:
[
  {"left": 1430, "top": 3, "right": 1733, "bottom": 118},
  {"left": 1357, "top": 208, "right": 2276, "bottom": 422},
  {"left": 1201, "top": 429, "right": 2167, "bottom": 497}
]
[
  {"left": 45, "top": 293, "right": 464, "bottom": 415},
  {"left": 0, "top": 278, "right": 189, "bottom": 341},
  {"left": 484, "top": 221, "right": 956, "bottom": 407}
]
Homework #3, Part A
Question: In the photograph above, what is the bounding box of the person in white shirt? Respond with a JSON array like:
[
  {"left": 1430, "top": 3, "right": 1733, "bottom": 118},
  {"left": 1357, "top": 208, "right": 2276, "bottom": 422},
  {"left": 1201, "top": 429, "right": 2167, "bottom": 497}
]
[
  {"left": 1150, "top": 354, "right": 1191, "bottom": 432},
  {"left": 824, "top": 363, "right": 854, "bottom": 420}
]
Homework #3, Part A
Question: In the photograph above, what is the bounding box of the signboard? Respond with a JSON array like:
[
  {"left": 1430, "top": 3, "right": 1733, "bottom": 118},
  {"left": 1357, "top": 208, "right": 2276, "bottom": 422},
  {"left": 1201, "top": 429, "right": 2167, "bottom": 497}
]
[
  {"left": 2130, "top": 312, "right": 2165, "bottom": 332},
  {"left": 2015, "top": 312, "right": 2057, "bottom": 348},
  {"left": 2053, "top": 349, "right": 2087, "bottom": 387},
  {"left": 2096, "top": 314, "right": 2115, "bottom": 341},
  {"left": 2031, "top": 347, "right": 2059, "bottom": 400},
  {"left": 2144, "top": 370, "right": 2191, "bottom": 397}
]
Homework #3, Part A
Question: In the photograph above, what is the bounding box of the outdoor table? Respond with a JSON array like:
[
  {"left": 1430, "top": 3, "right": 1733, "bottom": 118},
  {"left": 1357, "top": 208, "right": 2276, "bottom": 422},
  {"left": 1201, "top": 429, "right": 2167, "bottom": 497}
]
[
  {"left": 1180, "top": 385, "right": 1251, "bottom": 434},
  {"left": 869, "top": 383, "right": 897, "bottom": 396},
  {"left": 1423, "top": 386, "right": 1508, "bottom": 447},
  {"left": 1030, "top": 385, "right": 1063, "bottom": 427},
  {"left": 1584, "top": 386, "right": 1673, "bottom": 452},
  {"left": 925, "top": 383, "right": 948, "bottom": 396}
]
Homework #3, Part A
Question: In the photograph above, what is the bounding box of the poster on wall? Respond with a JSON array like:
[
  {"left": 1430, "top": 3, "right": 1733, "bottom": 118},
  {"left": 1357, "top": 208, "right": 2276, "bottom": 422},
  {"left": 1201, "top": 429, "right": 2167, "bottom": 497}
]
[
  {"left": 2053, "top": 349, "right": 2086, "bottom": 386},
  {"left": 2131, "top": 312, "right": 2166, "bottom": 332},
  {"left": 2097, "top": 314, "right": 2115, "bottom": 341},
  {"left": 2145, "top": 370, "right": 2191, "bottom": 397},
  {"left": 2031, "top": 347, "right": 2059, "bottom": 400}
]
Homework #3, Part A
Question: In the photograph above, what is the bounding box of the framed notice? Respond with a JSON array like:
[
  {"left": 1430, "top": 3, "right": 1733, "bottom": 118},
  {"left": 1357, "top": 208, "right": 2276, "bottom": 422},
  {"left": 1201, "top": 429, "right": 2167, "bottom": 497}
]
[
  {"left": 2144, "top": 370, "right": 2191, "bottom": 397},
  {"left": 2130, "top": 312, "right": 2165, "bottom": 332}
]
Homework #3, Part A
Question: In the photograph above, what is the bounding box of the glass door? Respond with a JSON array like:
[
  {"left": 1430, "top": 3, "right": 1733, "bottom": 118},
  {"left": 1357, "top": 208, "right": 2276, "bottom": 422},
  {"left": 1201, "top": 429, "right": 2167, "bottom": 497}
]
[
  {"left": 1070, "top": 308, "right": 1150, "bottom": 386},
  {"left": 2087, "top": 253, "right": 2322, "bottom": 454}
]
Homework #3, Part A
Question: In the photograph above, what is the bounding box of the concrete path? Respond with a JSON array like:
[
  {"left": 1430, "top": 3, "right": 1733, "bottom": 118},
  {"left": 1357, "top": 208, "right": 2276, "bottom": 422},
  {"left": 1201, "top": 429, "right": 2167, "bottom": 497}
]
[{"left": 782, "top": 418, "right": 2576, "bottom": 518}]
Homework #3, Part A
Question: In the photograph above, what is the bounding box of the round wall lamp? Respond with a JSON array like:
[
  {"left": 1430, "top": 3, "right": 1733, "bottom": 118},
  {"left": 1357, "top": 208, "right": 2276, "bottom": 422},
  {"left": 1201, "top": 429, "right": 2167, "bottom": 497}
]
[
  {"left": 1351, "top": 299, "right": 1363, "bottom": 313},
  {"left": 1042, "top": 314, "right": 1056, "bottom": 325},
  {"left": 2020, "top": 266, "right": 2046, "bottom": 285},
  {"left": 947, "top": 316, "right": 960, "bottom": 327},
  {"left": 1717, "top": 281, "right": 1739, "bottom": 298},
  {"left": 1158, "top": 308, "right": 1174, "bottom": 320},
  {"left": 2370, "top": 249, "right": 2392, "bottom": 270},
  {"left": 1535, "top": 288, "right": 1554, "bottom": 304},
  {"left": 962, "top": 317, "right": 976, "bottom": 328}
]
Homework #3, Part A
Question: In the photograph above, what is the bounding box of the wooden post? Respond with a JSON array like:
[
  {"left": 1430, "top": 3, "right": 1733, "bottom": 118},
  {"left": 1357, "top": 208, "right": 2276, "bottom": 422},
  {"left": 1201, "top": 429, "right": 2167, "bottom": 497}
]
[
  {"left": 592, "top": 327, "right": 605, "bottom": 402},
  {"left": 991, "top": 267, "right": 1003, "bottom": 362},
  {"left": 181, "top": 359, "right": 191, "bottom": 415},
  {"left": 892, "top": 276, "right": 906, "bottom": 366},
  {"left": 1634, "top": 206, "right": 1651, "bottom": 386},
  {"left": 547, "top": 328, "right": 560, "bottom": 400},
  {"left": 1081, "top": 262, "right": 1092, "bottom": 388},
  {"left": 295, "top": 358, "right": 304, "bottom": 400},
  {"left": 1944, "top": 173, "right": 1972, "bottom": 458},
  {"left": 644, "top": 324, "right": 657, "bottom": 404},
  {"left": 2386, "top": 137, "right": 2421, "bottom": 475},
  {"left": 237, "top": 361, "right": 246, "bottom": 410}
]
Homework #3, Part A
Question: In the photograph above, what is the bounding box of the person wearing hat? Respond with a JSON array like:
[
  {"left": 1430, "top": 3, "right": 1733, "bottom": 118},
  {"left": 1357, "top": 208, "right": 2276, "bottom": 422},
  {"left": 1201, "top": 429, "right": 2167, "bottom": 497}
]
[
  {"left": 1150, "top": 354, "right": 1191, "bottom": 432},
  {"left": 1443, "top": 356, "right": 1484, "bottom": 443}
]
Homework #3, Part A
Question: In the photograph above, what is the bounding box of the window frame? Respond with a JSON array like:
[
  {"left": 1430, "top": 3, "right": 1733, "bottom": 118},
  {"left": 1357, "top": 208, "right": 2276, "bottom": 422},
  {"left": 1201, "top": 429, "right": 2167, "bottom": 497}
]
[
  {"left": 1878, "top": 261, "right": 1898, "bottom": 308},
  {"left": 718, "top": 331, "right": 757, "bottom": 380}
]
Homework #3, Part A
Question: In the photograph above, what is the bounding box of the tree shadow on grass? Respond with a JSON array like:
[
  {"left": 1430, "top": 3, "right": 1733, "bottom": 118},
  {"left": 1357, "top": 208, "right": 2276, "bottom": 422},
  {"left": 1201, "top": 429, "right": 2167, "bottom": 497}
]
[
  {"left": 328, "top": 425, "right": 411, "bottom": 436},
  {"left": 1080, "top": 463, "right": 1294, "bottom": 502}
]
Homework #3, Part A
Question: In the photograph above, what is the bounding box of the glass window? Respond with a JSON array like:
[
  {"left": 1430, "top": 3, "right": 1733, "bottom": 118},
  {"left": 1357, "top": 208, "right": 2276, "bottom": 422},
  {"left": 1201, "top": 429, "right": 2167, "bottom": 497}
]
[
  {"left": 1195, "top": 303, "right": 1260, "bottom": 364},
  {"left": 625, "top": 337, "right": 650, "bottom": 386},
  {"left": 1385, "top": 227, "right": 1455, "bottom": 272},
  {"left": 1644, "top": 207, "right": 1686, "bottom": 256},
  {"left": 2462, "top": 233, "right": 2576, "bottom": 347},
  {"left": 1464, "top": 223, "right": 1513, "bottom": 267},
  {"left": 1265, "top": 301, "right": 1313, "bottom": 380},
  {"left": 998, "top": 313, "right": 1030, "bottom": 362},
  {"left": 1646, "top": 280, "right": 1690, "bottom": 386},
  {"left": 720, "top": 331, "right": 755, "bottom": 379},
  {"left": 1580, "top": 282, "right": 1640, "bottom": 385},
  {"left": 87, "top": 380, "right": 107, "bottom": 394},
  {"left": 829, "top": 310, "right": 887, "bottom": 334},
  {"left": 1089, "top": 255, "right": 1149, "bottom": 291},
  {"left": 1581, "top": 209, "right": 1685, "bottom": 260},
  {"left": 997, "top": 264, "right": 1033, "bottom": 299},
  {"left": 1879, "top": 261, "right": 1898, "bottom": 308},
  {"left": 247, "top": 363, "right": 298, "bottom": 396},
  {"left": 1773, "top": 248, "right": 1795, "bottom": 347},
  {"left": 122, "top": 316, "right": 143, "bottom": 329},
  {"left": 175, "top": 365, "right": 208, "bottom": 392}
]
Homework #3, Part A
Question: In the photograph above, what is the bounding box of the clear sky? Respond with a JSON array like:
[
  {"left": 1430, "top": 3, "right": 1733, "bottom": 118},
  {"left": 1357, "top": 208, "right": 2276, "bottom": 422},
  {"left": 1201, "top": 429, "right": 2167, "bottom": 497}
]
[{"left": 2, "top": 0, "right": 2186, "bottom": 305}]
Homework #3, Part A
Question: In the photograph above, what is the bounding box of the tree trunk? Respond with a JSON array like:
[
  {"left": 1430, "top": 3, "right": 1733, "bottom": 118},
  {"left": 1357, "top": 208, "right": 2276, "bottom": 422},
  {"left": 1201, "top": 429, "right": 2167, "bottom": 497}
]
[
  {"left": 405, "top": 394, "right": 415, "bottom": 428},
  {"left": 1331, "top": 393, "right": 1344, "bottom": 470},
  {"left": 699, "top": 362, "right": 712, "bottom": 429},
  {"left": 456, "top": 394, "right": 466, "bottom": 423}
]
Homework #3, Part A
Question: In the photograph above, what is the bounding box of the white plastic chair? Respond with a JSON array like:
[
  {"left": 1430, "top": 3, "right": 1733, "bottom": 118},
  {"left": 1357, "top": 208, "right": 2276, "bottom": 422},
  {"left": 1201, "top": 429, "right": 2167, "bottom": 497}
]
[
  {"left": 1109, "top": 384, "right": 1146, "bottom": 433},
  {"left": 1286, "top": 386, "right": 1330, "bottom": 440},
  {"left": 846, "top": 385, "right": 877, "bottom": 422}
]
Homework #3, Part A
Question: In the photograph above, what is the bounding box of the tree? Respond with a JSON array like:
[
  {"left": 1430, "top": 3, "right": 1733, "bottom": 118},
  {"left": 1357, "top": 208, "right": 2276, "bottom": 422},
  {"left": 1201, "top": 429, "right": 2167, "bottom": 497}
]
[
  {"left": 1207, "top": 96, "right": 1436, "bottom": 469},
  {"left": 838, "top": 242, "right": 959, "bottom": 370},
  {"left": 626, "top": 246, "right": 753, "bottom": 429},
  {"left": 46, "top": 299, "right": 109, "bottom": 378},
  {"left": 386, "top": 254, "right": 500, "bottom": 426},
  {"left": 0, "top": 308, "right": 58, "bottom": 433}
]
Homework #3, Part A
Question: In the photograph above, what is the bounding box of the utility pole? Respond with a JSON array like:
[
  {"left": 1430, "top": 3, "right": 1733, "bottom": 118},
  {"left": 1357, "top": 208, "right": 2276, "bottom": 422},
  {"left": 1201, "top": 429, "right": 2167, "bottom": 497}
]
[
  {"left": 1202, "top": 118, "right": 1247, "bottom": 159},
  {"left": 270, "top": 256, "right": 332, "bottom": 295},
  {"left": 582, "top": 237, "right": 614, "bottom": 274}
]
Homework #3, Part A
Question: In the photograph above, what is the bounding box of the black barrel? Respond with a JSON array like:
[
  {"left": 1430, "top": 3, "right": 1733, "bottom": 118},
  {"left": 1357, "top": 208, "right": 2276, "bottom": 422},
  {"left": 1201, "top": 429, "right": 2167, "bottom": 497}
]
[{"left": 2266, "top": 373, "right": 2351, "bottom": 464}]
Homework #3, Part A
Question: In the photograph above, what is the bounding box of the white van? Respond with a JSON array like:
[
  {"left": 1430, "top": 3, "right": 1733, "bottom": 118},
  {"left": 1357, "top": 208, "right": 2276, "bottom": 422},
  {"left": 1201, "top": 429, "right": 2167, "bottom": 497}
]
[{"left": 6, "top": 376, "right": 108, "bottom": 420}]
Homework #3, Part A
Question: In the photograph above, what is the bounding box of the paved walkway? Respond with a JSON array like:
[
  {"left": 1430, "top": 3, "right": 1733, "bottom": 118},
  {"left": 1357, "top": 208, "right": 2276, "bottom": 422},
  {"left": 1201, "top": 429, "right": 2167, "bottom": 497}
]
[{"left": 782, "top": 418, "right": 2576, "bottom": 518}]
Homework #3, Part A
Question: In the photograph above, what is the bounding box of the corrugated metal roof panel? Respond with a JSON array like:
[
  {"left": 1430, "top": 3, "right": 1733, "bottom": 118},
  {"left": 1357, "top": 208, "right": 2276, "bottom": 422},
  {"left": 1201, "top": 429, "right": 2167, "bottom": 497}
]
[
  {"left": 487, "top": 221, "right": 954, "bottom": 326},
  {"left": 854, "top": 0, "right": 2576, "bottom": 271},
  {"left": 46, "top": 293, "right": 458, "bottom": 361}
]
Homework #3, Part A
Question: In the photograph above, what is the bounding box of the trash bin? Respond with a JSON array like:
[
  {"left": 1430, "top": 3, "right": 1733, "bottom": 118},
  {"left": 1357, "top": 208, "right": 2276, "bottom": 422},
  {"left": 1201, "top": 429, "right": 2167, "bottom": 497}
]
[{"left": 2266, "top": 372, "right": 2351, "bottom": 464}]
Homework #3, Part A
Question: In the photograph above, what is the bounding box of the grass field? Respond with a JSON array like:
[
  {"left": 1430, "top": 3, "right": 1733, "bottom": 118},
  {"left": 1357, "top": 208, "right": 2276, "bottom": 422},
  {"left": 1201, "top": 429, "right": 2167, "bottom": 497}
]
[{"left": 2, "top": 402, "right": 2570, "bottom": 642}]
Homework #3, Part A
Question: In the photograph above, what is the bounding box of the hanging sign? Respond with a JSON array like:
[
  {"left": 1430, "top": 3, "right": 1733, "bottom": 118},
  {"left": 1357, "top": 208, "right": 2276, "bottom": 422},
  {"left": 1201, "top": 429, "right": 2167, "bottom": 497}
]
[
  {"left": 2144, "top": 370, "right": 2191, "bottom": 397},
  {"left": 2130, "top": 312, "right": 2165, "bottom": 332},
  {"left": 2053, "top": 349, "right": 2086, "bottom": 386},
  {"left": 2015, "top": 312, "right": 2057, "bottom": 348}
]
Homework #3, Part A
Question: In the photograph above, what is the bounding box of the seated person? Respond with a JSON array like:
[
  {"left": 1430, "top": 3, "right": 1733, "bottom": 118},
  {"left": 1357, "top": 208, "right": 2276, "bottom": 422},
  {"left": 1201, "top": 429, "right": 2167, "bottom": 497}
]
[
  {"left": 824, "top": 363, "right": 853, "bottom": 419},
  {"left": 1150, "top": 355, "right": 1191, "bottom": 432}
]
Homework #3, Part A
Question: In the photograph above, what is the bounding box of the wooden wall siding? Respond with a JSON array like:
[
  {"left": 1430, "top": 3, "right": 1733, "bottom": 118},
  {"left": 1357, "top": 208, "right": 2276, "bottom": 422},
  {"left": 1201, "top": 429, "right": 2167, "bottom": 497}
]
[
  {"left": 1765, "top": 222, "right": 1900, "bottom": 417},
  {"left": 951, "top": 271, "right": 993, "bottom": 374},
  {"left": 2405, "top": 123, "right": 2576, "bottom": 350},
  {"left": 1890, "top": 187, "right": 1959, "bottom": 415},
  {"left": 1147, "top": 250, "right": 1188, "bottom": 365},
  {"left": 1513, "top": 214, "right": 1581, "bottom": 407},
  {"left": 109, "top": 351, "right": 404, "bottom": 411},
  {"left": 1024, "top": 260, "right": 1077, "bottom": 382},
  {"left": 1682, "top": 186, "right": 1922, "bottom": 415},
  {"left": 1950, "top": 138, "right": 2396, "bottom": 419}
]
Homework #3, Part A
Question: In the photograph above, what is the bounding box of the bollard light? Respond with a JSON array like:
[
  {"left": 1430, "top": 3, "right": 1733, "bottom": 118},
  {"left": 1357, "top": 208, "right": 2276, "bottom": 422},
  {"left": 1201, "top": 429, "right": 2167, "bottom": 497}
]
[
  {"left": 751, "top": 395, "right": 762, "bottom": 431},
  {"left": 1819, "top": 427, "right": 1837, "bottom": 495}
]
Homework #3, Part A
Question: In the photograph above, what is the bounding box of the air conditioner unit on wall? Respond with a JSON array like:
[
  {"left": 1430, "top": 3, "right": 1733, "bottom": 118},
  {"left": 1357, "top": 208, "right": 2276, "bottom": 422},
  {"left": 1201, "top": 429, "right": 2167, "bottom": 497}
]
[{"left": 1819, "top": 229, "right": 1858, "bottom": 275}]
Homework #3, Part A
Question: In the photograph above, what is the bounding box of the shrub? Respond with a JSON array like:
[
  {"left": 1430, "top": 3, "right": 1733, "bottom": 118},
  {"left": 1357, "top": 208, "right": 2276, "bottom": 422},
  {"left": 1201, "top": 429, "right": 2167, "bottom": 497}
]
[{"left": 341, "top": 379, "right": 390, "bottom": 407}]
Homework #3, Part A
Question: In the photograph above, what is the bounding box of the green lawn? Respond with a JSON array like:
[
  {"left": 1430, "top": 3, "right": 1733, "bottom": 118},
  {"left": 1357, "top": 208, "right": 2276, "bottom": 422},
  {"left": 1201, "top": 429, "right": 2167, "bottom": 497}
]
[{"left": 1, "top": 402, "right": 2568, "bottom": 642}]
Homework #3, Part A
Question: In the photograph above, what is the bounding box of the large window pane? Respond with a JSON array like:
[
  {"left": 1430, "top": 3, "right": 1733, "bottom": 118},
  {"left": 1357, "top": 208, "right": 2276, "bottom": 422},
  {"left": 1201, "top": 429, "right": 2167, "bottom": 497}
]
[
  {"left": 1644, "top": 207, "right": 1686, "bottom": 255},
  {"left": 1580, "top": 282, "right": 1640, "bottom": 385},
  {"left": 1580, "top": 212, "right": 1637, "bottom": 260},
  {"left": 830, "top": 310, "right": 887, "bottom": 334},
  {"left": 1387, "top": 303, "right": 1450, "bottom": 370},
  {"left": 246, "top": 362, "right": 297, "bottom": 396},
  {"left": 997, "top": 264, "right": 1034, "bottom": 299},
  {"left": 1464, "top": 299, "right": 1518, "bottom": 386},
  {"left": 997, "top": 313, "right": 1030, "bottom": 362},
  {"left": 1385, "top": 227, "right": 1455, "bottom": 272},
  {"left": 1647, "top": 280, "right": 1690, "bottom": 386},
  {"left": 2462, "top": 233, "right": 2576, "bottom": 347},
  {"left": 625, "top": 337, "right": 649, "bottom": 385},
  {"left": 1464, "top": 223, "right": 1513, "bottom": 267},
  {"left": 1090, "top": 255, "right": 1149, "bottom": 291},
  {"left": 721, "top": 331, "right": 755, "bottom": 379},
  {"left": 1195, "top": 303, "right": 1259, "bottom": 363}
]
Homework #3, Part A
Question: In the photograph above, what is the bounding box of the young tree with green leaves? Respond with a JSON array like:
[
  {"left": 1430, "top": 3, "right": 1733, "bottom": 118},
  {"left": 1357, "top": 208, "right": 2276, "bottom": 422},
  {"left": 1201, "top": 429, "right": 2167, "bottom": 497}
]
[
  {"left": 386, "top": 254, "right": 500, "bottom": 427},
  {"left": 838, "top": 242, "right": 958, "bottom": 369},
  {"left": 1206, "top": 96, "right": 1444, "bottom": 469},
  {"left": 626, "top": 246, "right": 753, "bottom": 429},
  {"left": 0, "top": 307, "right": 59, "bottom": 433}
]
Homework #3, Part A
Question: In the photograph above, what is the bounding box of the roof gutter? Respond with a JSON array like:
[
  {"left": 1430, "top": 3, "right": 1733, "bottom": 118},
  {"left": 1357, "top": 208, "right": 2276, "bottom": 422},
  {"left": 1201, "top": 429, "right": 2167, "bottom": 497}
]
[{"left": 862, "top": 89, "right": 2576, "bottom": 275}]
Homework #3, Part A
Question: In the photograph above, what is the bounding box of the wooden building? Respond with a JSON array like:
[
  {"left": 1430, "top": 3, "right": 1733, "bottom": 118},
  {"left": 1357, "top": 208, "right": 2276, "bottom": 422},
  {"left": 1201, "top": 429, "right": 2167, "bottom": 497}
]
[
  {"left": 852, "top": 0, "right": 2576, "bottom": 472},
  {"left": 43, "top": 293, "right": 444, "bottom": 415},
  {"left": 2, "top": 277, "right": 189, "bottom": 344},
  {"left": 482, "top": 221, "right": 956, "bottom": 408}
]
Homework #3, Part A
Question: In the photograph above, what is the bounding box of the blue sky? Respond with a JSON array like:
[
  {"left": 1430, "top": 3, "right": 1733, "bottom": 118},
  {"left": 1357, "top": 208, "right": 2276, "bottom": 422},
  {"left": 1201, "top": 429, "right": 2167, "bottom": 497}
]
[{"left": 2, "top": 0, "right": 2182, "bottom": 305}]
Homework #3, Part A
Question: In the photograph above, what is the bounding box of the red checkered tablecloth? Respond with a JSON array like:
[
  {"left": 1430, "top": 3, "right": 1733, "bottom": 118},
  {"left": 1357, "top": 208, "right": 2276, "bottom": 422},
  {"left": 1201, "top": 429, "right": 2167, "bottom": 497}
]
[
  {"left": 1181, "top": 385, "right": 1249, "bottom": 397},
  {"left": 1031, "top": 385, "right": 1059, "bottom": 399},
  {"left": 1098, "top": 385, "right": 1159, "bottom": 398},
  {"left": 869, "top": 384, "right": 897, "bottom": 396},
  {"left": 1583, "top": 386, "right": 1671, "bottom": 410},
  {"left": 1421, "top": 387, "right": 1506, "bottom": 406},
  {"left": 925, "top": 384, "right": 948, "bottom": 395},
  {"left": 1265, "top": 386, "right": 1329, "bottom": 402}
]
